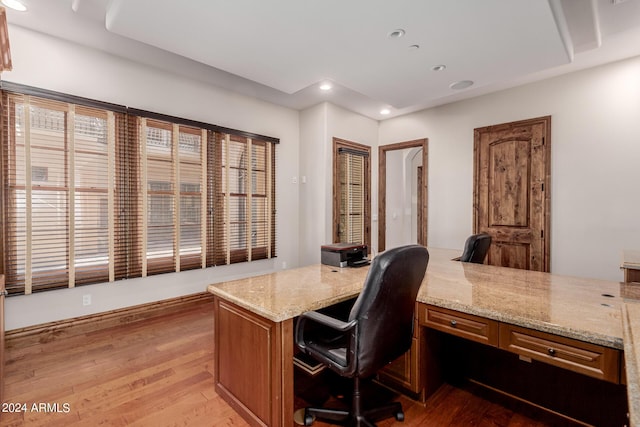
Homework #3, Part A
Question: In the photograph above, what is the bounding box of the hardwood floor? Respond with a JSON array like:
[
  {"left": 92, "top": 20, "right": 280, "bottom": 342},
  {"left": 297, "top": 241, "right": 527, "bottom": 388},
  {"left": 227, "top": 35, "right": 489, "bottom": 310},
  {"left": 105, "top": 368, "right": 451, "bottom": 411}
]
[{"left": 2, "top": 297, "right": 577, "bottom": 427}]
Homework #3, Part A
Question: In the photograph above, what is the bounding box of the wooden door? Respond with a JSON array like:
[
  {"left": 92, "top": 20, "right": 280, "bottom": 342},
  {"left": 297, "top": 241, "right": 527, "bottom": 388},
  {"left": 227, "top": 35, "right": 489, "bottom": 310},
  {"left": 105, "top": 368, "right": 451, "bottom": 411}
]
[{"left": 474, "top": 117, "right": 550, "bottom": 271}]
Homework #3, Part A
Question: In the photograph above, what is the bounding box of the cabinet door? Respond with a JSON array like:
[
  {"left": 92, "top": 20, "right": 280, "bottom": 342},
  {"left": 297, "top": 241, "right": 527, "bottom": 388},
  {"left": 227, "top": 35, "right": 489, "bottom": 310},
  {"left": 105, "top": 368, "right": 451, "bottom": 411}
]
[
  {"left": 378, "top": 337, "right": 421, "bottom": 394},
  {"left": 377, "top": 312, "right": 424, "bottom": 398}
]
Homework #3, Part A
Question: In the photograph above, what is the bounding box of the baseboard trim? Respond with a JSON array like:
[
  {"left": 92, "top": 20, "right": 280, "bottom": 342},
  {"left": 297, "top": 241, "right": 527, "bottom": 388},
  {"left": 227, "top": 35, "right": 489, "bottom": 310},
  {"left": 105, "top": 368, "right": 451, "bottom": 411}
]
[{"left": 5, "top": 292, "right": 213, "bottom": 344}]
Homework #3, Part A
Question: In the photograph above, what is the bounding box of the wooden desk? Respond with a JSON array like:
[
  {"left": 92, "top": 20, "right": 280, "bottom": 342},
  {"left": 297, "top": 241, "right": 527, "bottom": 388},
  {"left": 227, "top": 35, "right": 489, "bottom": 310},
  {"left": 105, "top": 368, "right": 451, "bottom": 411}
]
[
  {"left": 207, "top": 248, "right": 627, "bottom": 427},
  {"left": 209, "top": 264, "right": 369, "bottom": 426}
]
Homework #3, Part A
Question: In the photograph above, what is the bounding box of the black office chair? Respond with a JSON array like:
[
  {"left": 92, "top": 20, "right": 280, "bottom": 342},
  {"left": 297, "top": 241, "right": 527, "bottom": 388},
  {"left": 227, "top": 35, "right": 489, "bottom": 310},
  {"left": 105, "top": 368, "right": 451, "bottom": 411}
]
[
  {"left": 295, "top": 244, "right": 429, "bottom": 426},
  {"left": 459, "top": 233, "right": 492, "bottom": 264}
]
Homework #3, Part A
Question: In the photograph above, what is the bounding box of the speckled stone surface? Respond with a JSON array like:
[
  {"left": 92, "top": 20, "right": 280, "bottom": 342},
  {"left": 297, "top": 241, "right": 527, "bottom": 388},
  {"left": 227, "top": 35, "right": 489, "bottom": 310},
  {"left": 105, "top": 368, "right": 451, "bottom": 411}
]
[
  {"left": 623, "top": 302, "right": 640, "bottom": 427},
  {"left": 208, "top": 247, "right": 625, "bottom": 349},
  {"left": 418, "top": 249, "right": 624, "bottom": 349},
  {"left": 207, "top": 263, "right": 369, "bottom": 322}
]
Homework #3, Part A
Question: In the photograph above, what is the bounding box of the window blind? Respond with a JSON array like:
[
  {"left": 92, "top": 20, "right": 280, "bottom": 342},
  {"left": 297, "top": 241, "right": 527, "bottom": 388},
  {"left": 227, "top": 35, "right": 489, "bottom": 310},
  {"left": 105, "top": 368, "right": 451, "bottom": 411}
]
[
  {"left": 1, "top": 83, "right": 278, "bottom": 295},
  {"left": 210, "top": 132, "right": 275, "bottom": 265},
  {"left": 114, "top": 112, "right": 143, "bottom": 282},
  {"left": 338, "top": 150, "right": 365, "bottom": 244},
  {"left": 1, "top": 94, "right": 121, "bottom": 293},
  {"left": 333, "top": 139, "right": 370, "bottom": 249}
]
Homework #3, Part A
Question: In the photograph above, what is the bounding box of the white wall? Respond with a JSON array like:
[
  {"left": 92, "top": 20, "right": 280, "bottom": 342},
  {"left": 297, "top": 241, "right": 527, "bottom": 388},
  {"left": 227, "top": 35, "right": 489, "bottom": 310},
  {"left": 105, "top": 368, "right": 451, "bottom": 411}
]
[
  {"left": 298, "top": 103, "right": 378, "bottom": 265},
  {"left": 379, "top": 55, "right": 640, "bottom": 281},
  {"left": 326, "top": 104, "right": 379, "bottom": 253},
  {"left": 4, "top": 26, "right": 301, "bottom": 330},
  {"left": 5, "top": 26, "right": 640, "bottom": 330},
  {"left": 298, "top": 103, "right": 328, "bottom": 266}
]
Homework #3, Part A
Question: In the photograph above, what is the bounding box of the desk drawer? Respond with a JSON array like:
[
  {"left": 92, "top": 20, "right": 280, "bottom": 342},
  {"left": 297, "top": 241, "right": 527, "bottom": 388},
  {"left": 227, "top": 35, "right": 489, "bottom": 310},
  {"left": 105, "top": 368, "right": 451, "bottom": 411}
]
[
  {"left": 419, "top": 305, "right": 498, "bottom": 347},
  {"left": 499, "top": 324, "right": 620, "bottom": 383}
]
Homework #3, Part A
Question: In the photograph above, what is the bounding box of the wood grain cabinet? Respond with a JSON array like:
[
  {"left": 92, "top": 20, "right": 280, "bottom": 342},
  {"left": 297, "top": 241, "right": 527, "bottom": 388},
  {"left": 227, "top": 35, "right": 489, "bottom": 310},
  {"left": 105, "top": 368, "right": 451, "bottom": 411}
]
[
  {"left": 377, "top": 319, "right": 423, "bottom": 396},
  {"left": 213, "top": 297, "right": 294, "bottom": 427},
  {"left": 499, "top": 323, "right": 621, "bottom": 383},
  {"left": 418, "top": 304, "right": 499, "bottom": 347}
]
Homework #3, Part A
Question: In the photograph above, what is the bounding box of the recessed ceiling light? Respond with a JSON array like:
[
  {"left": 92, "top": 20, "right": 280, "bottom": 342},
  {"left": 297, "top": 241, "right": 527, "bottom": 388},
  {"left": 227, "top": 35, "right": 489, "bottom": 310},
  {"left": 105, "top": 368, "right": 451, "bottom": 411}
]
[
  {"left": 2, "top": 0, "right": 27, "bottom": 11},
  {"left": 431, "top": 65, "right": 446, "bottom": 72},
  {"left": 380, "top": 108, "right": 391, "bottom": 115},
  {"left": 388, "top": 29, "right": 406, "bottom": 39},
  {"left": 319, "top": 82, "right": 332, "bottom": 91},
  {"left": 408, "top": 44, "right": 420, "bottom": 51},
  {"left": 449, "top": 80, "right": 474, "bottom": 90}
]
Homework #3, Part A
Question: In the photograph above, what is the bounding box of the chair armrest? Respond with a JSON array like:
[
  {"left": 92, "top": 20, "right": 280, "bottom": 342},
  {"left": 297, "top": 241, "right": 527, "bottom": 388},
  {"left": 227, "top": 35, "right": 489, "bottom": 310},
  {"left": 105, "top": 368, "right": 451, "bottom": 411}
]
[{"left": 295, "top": 310, "right": 357, "bottom": 351}]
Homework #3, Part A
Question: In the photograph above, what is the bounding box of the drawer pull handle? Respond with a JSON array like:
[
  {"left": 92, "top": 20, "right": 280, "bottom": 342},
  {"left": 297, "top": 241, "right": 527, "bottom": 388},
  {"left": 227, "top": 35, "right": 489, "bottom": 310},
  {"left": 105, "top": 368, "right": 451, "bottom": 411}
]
[
  {"left": 548, "top": 348, "right": 556, "bottom": 356},
  {"left": 450, "top": 320, "right": 457, "bottom": 327}
]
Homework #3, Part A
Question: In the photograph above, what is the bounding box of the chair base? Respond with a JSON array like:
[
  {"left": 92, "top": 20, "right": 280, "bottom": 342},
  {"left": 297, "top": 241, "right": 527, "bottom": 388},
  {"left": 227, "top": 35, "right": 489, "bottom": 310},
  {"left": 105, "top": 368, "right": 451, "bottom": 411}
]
[{"left": 302, "top": 401, "right": 404, "bottom": 427}]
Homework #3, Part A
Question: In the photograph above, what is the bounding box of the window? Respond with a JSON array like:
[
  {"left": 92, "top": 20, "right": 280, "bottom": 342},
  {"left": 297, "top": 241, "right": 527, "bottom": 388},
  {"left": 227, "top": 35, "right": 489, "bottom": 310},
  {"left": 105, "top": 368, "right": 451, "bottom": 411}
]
[
  {"left": 210, "top": 133, "right": 275, "bottom": 265},
  {"left": 1, "top": 84, "right": 277, "bottom": 295},
  {"left": 332, "top": 138, "right": 370, "bottom": 248},
  {"left": 140, "top": 119, "right": 206, "bottom": 274},
  {"left": 1, "top": 96, "right": 117, "bottom": 292}
]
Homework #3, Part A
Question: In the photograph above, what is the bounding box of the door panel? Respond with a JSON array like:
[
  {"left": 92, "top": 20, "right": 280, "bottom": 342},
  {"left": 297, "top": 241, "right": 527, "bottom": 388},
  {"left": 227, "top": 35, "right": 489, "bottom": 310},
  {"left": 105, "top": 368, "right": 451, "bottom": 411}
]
[
  {"left": 490, "top": 243, "right": 530, "bottom": 270},
  {"left": 488, "top": 139, "right": 530, "bottom": 227},
  {"left": 474, "top": 117, "right": 550, "bottom": 272}
]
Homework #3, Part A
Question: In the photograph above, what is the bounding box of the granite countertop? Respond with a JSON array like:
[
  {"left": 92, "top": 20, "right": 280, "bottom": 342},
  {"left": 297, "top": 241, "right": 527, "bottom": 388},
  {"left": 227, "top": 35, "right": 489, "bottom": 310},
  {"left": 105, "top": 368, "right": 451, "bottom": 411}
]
[
  {"left": 623, "top": 301, "right": 640, "bottom": 427},
  {"left": 208, "top": 247, "right": 625, "bottom": 349},
  {"left": 207, "top": 263, "right": 369, "bottom": 322},
  {"left": 418, "top": 248, "right": 624, "bottom": 349}
]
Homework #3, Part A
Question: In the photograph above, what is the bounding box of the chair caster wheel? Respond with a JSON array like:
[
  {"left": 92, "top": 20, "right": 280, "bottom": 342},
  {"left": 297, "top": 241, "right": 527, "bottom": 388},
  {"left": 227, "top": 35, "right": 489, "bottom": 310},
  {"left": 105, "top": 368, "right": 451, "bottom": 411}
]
[
  {"left": 304, "top": 414, "right": 315, "bottom": 426},
  {"left": 293, "top": 408, "right": 315, "bottom": 426},
  {"left": 395, "top": 411, "right": 405, "bottom": 421}
]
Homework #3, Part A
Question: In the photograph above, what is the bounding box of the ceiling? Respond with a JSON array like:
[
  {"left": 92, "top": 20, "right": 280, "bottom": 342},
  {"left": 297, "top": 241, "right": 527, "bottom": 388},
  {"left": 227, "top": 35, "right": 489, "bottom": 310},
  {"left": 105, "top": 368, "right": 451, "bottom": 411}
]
[{"left": 4, "top": 0, "right": 640, "bottom": 119}]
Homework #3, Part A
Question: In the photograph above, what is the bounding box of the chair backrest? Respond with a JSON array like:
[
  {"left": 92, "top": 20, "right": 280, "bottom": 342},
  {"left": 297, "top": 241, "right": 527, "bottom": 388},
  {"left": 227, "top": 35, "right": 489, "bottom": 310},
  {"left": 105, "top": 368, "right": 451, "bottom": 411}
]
[
  {"left": 459, "top": 233, "right": 492, "bottom": 264},
  {"left": 348, "top": 244, "right": 429, "bottom": 377}
]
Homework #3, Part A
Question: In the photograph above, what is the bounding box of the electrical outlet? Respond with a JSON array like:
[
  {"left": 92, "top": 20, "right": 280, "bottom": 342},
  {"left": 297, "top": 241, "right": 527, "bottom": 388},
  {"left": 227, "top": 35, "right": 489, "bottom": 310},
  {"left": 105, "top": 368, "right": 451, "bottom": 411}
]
[{"left": 82, "top": 294, "right": 92, "bottom": 306}]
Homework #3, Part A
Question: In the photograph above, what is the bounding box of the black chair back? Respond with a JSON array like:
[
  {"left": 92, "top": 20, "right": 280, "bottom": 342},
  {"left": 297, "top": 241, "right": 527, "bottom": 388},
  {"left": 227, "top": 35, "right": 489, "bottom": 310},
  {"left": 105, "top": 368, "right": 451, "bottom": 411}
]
[
  {"left": 460, "top": 233, "right": 491, "bottom": 264},
  {"left": 347, "top": 244, "right": 429, "bottom": 377}
]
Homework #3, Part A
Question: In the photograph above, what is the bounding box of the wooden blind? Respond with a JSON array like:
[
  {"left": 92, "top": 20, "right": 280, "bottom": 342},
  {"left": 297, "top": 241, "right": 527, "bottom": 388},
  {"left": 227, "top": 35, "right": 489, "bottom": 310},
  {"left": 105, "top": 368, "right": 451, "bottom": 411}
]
[
  {"left": 210, "top": 132, "right": 275, "bottom": 265},
  {"left": 114, "top": 112, "right": 142, "bottom": 281},
  {"left": 332, "top": 138, "right": 370, "bottom": 249},
  {"left": 178, "top": 127, "right": 206, "bottom": 270},
  {"left": 1, "top": 94, "right": 121, "bottom": 293},
  {"left": 338, "top": 149, "right": 365, "bottom": 243},
  {"left": 1, "top": 84, "right": 278, "bottom": 295},
  {"left": 137, "top": 118, "right": 206, "bottom": 275}
]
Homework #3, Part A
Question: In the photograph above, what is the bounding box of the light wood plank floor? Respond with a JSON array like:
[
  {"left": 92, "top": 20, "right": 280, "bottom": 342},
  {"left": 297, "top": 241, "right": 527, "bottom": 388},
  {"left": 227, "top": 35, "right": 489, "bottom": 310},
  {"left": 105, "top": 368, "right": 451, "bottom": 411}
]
[{"left": 2, "top": 297, "right": 574, "bottom": 426}]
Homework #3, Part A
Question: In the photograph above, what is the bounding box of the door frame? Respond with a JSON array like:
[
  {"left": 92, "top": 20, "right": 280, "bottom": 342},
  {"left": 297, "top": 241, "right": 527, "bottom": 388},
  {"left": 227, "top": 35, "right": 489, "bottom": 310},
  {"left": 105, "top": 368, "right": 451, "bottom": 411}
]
[
  {"left": 473, "top": 116, "right": 551, "bottom": 271},
  {"left": 378, "top": 139, "right": 428, "bottom": 252}
]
